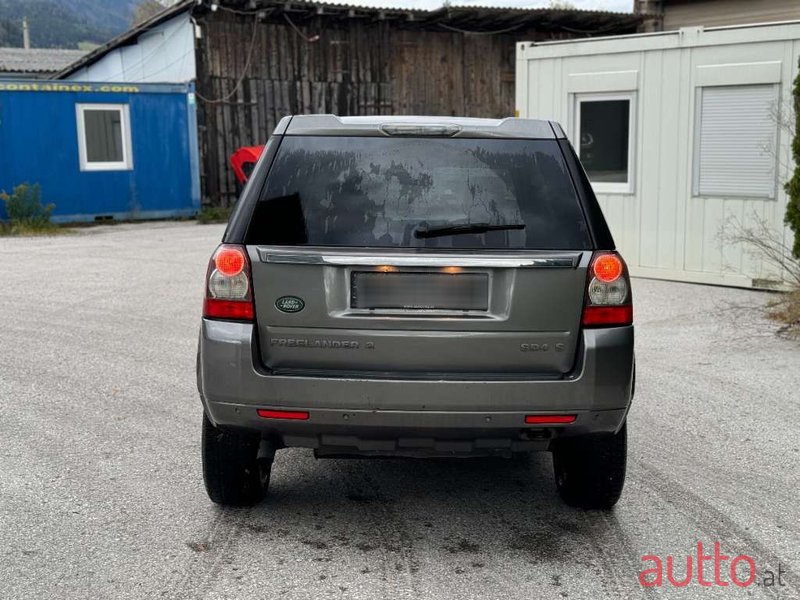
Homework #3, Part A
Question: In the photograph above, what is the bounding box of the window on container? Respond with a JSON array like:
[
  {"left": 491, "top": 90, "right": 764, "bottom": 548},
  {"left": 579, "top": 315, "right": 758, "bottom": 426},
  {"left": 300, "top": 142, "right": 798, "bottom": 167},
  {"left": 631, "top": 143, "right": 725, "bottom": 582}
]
[
  {"left": 76, "top": 104, "right": 133, "bottom": 171},
  {"left": 575, "top": 94, "right": 634, "bottom": 193},
  {"left": 694, "top": 85, "right": 778, "bottom": 199}
]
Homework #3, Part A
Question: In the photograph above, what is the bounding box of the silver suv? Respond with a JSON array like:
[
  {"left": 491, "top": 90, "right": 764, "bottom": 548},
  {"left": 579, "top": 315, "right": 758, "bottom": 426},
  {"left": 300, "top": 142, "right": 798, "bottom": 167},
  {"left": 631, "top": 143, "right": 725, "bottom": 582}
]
[{"left": 197, "top": 115, "right": 634, "bottom": 509}]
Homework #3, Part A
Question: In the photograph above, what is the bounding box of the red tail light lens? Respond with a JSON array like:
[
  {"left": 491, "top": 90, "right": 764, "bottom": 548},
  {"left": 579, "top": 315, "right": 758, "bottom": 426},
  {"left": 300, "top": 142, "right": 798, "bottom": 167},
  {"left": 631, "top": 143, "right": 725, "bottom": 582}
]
[
  {"left": 592, "top": 254, "right": 623, "bottom": 283},
  {"left": 203, "top": 244, "right": 254, "bottom": 321},
  {"left": 214, "top": 247, "right": 246, "bottom": 276},
  {"left": 204, "top": 299, "right": 254, "bottom": 320},
  {"left": 582, "top": 252, "right": 632, "bottom": 328},
  {"left": 582, "top": 305, "right": 633, "bottom": 327}
]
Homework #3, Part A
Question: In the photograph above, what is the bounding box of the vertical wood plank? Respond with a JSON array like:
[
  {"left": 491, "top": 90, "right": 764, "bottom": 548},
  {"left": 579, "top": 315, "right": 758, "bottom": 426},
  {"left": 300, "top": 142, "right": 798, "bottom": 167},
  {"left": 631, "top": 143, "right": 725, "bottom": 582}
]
[{"left": 198, "top": 10, "right": 535, "bottom": 206}]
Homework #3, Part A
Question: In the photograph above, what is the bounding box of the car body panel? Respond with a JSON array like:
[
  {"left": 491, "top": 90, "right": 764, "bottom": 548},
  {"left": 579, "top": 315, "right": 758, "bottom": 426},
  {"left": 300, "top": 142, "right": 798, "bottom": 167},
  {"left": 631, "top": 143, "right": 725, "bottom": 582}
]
[
  {"left": 275, "top": 114, "right": 561, "bottom": 139},
  {"left": 198, "top": 320, "right": 633, "bottom": 410},
  {"left": 198, "top": 319, "right": 632, "bottom": 455},
  {"left": 249, "top": 247, "right": 593, "bottom": 375}
]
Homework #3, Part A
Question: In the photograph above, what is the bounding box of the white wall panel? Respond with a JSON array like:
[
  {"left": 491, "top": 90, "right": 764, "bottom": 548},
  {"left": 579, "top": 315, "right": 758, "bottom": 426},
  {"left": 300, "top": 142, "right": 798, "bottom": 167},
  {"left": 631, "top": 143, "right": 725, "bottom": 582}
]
[{"left": 67, "top": 13, "right": 195, "bottom": 84}]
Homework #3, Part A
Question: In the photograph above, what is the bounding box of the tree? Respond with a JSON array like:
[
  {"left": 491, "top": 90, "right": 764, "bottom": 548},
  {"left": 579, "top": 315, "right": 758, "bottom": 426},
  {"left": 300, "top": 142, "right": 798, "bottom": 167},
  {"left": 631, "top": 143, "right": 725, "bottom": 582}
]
[
  {"left": 548, "top": 0, "right": 577, "bottom": 8},
  {"left": 131, "top": 0, "right": 165, "bottom": 27},
  {"left": 785, "top": 57, "right": 800, "bottom": 259}
]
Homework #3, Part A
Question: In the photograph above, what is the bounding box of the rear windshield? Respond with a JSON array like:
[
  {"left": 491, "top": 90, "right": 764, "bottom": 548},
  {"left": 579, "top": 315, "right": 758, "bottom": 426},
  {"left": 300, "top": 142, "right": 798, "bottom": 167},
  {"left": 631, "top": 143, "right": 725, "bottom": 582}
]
[{"left": 245, "top": 136, "right": 591, "bottom": 249}]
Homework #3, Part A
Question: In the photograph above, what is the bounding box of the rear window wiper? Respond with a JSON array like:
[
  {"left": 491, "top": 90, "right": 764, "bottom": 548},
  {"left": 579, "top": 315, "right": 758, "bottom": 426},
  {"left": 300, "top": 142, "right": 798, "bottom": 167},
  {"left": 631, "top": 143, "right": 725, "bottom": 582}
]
[{"left": 414, "top": 222, "right": 526, "bottom": 239}]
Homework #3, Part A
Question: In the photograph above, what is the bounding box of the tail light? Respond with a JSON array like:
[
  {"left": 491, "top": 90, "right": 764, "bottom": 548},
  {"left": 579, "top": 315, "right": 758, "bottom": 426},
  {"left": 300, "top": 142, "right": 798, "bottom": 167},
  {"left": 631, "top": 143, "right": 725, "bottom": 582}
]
[
  {"left": 582, "top": 252, "right": 633, "bottom": 327},
  {"left": 203, "top": 244, "right": 254, "bottom": 321}
]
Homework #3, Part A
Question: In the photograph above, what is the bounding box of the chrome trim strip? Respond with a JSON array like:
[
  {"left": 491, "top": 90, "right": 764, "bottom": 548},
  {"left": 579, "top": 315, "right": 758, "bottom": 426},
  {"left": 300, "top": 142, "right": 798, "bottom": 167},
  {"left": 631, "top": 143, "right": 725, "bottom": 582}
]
[
  {"left": 261, "top": 253, "right": 322, "bottom": 265},
  {"left": 257, "top": 249, "right": 580, "bottom": 268}
]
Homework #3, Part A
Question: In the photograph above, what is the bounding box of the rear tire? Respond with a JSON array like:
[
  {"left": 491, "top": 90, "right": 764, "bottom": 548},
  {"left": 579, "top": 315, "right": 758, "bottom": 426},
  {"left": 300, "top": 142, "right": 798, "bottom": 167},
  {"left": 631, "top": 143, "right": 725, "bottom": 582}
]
[
  {"left": 202, "top": 413, "right": 271, "bottom": 506},
  {"left": 552, "top": 423, "right": 626, "bottom": 509}
]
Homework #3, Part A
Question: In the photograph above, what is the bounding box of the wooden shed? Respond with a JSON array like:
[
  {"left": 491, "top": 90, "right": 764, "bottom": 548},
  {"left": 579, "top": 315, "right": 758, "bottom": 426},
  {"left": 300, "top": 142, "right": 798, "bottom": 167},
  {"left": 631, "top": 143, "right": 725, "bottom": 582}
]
[{"left": 57, "top": 0, "right": 643, "bottom": 207}]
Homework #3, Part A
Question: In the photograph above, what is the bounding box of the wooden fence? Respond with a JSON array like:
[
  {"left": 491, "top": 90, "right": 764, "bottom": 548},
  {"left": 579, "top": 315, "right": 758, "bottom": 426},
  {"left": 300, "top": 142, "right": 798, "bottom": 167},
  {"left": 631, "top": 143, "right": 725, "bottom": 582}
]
[{"left": 194, "top": 9, "right": 622, "bottom": 206}]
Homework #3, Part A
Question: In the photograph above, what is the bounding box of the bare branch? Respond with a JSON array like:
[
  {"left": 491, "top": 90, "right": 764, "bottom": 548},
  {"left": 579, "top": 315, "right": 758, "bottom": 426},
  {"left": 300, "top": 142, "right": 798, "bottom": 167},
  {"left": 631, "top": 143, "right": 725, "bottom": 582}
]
[{"left": 719, "top": 214, "right": 800, "bottom": 286}]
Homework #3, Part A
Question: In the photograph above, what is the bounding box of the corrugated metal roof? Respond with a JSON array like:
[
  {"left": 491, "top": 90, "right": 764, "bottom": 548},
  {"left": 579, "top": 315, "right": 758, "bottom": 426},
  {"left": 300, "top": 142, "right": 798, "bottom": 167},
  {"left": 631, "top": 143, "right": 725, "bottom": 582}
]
[
  {"left": 432, "top": 3, "right": 632, "bottom": 15},
  {"left": 256, "top": 2, "right": 631, "bottom": 17},
  {"left": 299, "top": 1, "right": 428, "bottom": 14},
  {"left": 225, "top": 1, "right": 643, "bottom": 31},
  {"left": 0, "top": 48, "right": 88, "bottom": 74}
]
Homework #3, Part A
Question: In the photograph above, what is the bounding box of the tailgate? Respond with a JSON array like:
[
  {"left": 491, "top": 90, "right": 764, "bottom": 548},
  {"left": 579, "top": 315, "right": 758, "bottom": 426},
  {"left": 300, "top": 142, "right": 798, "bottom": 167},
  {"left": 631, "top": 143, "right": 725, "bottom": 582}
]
[{"left": 249, "top": 247, "right": 590, "bottom": 376}]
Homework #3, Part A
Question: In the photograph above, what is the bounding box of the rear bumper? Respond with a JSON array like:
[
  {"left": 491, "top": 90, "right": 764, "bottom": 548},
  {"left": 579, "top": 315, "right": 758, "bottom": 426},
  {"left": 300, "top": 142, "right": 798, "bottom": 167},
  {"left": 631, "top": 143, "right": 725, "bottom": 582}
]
[{"left": 197, "top": 320, "right": 634, "bottom": 454}]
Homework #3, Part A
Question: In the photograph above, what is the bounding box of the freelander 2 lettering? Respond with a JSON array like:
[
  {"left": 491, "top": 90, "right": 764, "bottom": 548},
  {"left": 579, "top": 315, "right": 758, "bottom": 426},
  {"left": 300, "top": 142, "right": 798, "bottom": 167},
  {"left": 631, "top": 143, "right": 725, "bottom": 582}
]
[{"left": 270, "top": 338, "right": 372, "bottom": 349}]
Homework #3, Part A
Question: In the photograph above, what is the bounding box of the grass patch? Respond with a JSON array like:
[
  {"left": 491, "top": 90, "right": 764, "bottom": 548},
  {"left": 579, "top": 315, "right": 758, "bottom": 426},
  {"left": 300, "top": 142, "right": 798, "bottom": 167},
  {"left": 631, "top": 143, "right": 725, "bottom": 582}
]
[
  {"left": 0, "top": 221, "right": 68, "bottom": 236},
  {"left": 197, "top": 206, "right": 233, "bottom": 224}
]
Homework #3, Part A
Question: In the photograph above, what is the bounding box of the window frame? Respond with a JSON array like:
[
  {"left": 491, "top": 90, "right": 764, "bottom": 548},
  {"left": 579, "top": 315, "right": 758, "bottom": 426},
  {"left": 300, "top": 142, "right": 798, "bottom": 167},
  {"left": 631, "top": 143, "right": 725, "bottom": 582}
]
[
  {"left": 573, "top": 92, "right": 636, "bottom": 195},
  {"left": 692, "top": 84, "right": 779, "bottom": 200},
  {"left": 75, "top": 103, "right": 133, "bottom": 172}
]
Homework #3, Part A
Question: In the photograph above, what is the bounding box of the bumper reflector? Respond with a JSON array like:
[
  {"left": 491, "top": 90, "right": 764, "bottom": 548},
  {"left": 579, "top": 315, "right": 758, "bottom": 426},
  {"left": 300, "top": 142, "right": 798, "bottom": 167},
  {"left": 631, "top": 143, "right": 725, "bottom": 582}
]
[
  {"left": 582, "top": 305, "right": 633, "bottom": 327},
  {"left": 524, "top": 415, "right": 576, "bottom": 425},
  {"left": 257, "top": 409, "right": 310, "bottom": 420},
  {"left": 203, "top": 298, "right": 254, "bottom": 320}
]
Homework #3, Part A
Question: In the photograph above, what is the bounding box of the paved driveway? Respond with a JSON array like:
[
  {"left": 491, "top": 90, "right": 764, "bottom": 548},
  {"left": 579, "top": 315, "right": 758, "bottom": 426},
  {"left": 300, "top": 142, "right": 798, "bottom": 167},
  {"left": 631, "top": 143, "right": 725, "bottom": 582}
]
[{"left": 1, "top": 222, "right": 797, "bottom": 599}]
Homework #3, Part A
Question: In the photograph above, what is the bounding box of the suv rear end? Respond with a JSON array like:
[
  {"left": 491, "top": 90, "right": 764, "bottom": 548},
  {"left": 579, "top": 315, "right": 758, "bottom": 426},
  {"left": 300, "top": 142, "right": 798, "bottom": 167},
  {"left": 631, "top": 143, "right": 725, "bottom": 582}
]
[{"left": 197, "top": 115, "right": 634, "bottom": 509}]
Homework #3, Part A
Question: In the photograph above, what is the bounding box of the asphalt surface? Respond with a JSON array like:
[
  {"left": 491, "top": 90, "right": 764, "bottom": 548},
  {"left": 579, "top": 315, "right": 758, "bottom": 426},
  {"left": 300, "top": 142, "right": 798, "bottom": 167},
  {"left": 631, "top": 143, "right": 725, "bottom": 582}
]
[{"left": 1, "top": 221, "right": 798, "bottom": 600}]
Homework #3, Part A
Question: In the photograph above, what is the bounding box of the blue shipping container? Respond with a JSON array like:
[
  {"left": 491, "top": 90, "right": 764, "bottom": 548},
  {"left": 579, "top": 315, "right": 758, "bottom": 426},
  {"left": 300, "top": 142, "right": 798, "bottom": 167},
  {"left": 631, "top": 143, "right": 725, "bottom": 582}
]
[{"left": 0, "top": 80, "right": 200, "bottom": 223}]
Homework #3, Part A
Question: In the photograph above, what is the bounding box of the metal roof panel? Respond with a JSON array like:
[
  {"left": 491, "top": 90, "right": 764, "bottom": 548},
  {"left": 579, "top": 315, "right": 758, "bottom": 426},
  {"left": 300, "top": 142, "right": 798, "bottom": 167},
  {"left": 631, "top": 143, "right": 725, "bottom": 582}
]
[{"left": 0, "top": 48, "right": 88, "bottom": 74}]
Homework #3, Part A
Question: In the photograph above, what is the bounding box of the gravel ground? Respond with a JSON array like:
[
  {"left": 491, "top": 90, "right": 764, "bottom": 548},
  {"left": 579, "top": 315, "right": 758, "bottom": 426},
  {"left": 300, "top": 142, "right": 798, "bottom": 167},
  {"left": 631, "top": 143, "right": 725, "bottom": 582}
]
[{"left": 0, "top": 222, "right": 798, "bottom": 600}]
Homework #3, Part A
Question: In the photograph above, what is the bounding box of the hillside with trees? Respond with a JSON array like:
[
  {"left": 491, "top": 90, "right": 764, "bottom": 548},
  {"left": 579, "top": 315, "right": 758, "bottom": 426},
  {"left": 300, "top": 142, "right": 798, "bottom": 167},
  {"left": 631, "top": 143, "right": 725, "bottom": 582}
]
[{"left": 0, "top": 0, "right": 162, "bottom": 49}]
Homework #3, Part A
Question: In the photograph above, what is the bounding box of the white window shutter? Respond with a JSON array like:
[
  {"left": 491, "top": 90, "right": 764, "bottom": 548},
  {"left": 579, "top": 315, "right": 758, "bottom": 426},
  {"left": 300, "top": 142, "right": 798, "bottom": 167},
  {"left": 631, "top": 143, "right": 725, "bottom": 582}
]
[{"left": 696, "top": 85, "right": 778, "bottom": 199}]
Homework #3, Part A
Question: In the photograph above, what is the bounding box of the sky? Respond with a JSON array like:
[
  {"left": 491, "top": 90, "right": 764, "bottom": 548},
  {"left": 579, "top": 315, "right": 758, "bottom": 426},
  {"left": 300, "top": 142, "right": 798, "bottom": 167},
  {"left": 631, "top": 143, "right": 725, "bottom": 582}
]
[{"left": 339, "top": 0, "right": 634, "bottom": 14}]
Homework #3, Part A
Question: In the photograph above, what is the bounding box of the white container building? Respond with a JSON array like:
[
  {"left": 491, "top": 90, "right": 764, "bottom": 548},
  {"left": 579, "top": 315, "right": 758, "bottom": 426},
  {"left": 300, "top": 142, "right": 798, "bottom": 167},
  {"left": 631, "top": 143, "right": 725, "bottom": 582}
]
[{"left": 516, "top": 21, "right": 800, "bottom": 287}]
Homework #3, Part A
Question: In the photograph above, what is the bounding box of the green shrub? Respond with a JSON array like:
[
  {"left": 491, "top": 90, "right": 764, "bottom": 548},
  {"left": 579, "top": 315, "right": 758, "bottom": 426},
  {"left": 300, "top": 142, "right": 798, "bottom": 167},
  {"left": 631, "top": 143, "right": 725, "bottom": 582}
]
[
  {"left": 786, "top": 58, "right": 800, "bottom": 259},
  {"left": 779, "top": 62, "right": 800, "bottom": 335},
  {"left": 0, "top": 183, "right": 56, "bottom": 234}
]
